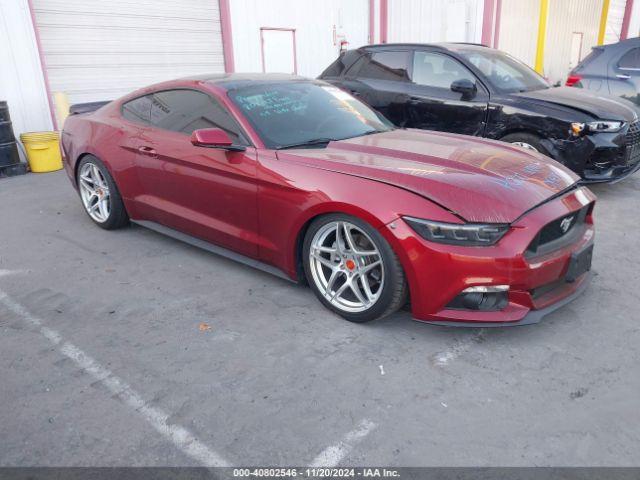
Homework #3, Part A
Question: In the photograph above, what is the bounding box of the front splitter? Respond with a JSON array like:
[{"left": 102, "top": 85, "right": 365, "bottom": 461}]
[{"left": 415, "top": 273, "right": 592, "bottom": 328}]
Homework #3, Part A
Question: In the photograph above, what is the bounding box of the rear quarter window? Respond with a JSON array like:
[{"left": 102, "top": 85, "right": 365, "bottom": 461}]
[
  {"left": 320, "top": 50, "right": 363, "bottom": 78},
  {"left": 575, "top": 47, "right": 603, "bottom": 71},
  {"left": 121, "top": 95, "right": 153, "bottom": 125}
]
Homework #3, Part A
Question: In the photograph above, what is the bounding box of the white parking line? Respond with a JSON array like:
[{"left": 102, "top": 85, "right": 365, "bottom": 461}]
[
  {"left": 0, "top": 287, "right": 230, "bottom": 467},
  {"left": 0, "top": 269, "right": 24, "bottom": 277},
  {"left": 310, "top": 419, "right": 377, "bottom": 467}
]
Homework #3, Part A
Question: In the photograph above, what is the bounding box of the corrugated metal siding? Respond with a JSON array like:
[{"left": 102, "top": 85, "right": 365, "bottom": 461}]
[
  {"left": 499, "top": 0, "right": 610, "bottom": 84},
  {"left": 387, "top": 0, "right": 484, "bottom": 43},
  {"left": 229, "top": 0, "right": 369, "bottom": 78},
  {"left": 31, "top": 0, "right": 225, "bottom": 104},
  {"left": 497, "top": 0, "right": 539, "bottom": 67},
  {"left": 605, "top": 0, "right": 626, "bottom": 44},
  {"left": 544, "top": 0, "right": 602, "bottom": 84}
]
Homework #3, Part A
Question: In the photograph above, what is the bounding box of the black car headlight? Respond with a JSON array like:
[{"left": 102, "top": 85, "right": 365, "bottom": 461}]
[
  {"left": 403, "top": 217, "right": 510, "bottom": 246},
  {"left": 572, "top": 121, "right": 624, "bottom": 134},
  {"left": 587, "top": 120, "right": 624, "bottom": 132}
]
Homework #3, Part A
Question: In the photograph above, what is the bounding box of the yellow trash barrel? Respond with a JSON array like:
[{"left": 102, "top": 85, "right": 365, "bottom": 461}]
[{"left": 20, "top": 131, "right": 63, "bottom": 173}]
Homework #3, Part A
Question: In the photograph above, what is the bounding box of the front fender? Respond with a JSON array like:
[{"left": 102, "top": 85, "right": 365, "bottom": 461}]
[{"left": 255, "top": 151, "right": 460, "bottom": 280}]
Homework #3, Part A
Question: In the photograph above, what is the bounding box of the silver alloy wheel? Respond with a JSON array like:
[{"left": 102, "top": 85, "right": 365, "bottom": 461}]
[
  {"left": 78, "top": 162, "right": 111, "bottom": 223},
  {"left": 511, "top": 141, "right": 539, "bottom": 152},
  {"left": 309, "top": 221, "right": 384, "bottom": 313}
]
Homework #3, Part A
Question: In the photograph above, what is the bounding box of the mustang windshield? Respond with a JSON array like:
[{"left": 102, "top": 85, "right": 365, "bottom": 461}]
[
  {"left": 459, "top": 49, "right": 550, "bottom": 93},
  {"left": 229, "top": 82, "right": 393, "bottom": 149}
]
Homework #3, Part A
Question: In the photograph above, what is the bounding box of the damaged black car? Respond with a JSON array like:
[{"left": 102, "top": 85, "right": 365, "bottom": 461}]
[{"left": 319, "top": 43, "right": 640, "bottom": 183}]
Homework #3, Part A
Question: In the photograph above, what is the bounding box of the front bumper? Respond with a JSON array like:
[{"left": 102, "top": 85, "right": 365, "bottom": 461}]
[
  {"left": 544, "top": 123, "right": 640, "bottom": 183},
  {"left": 420, "top": 271, "right": 591, "bottom": 327},
  {"left": 382, "top": 186, "right": 596, "bottom": 327}
]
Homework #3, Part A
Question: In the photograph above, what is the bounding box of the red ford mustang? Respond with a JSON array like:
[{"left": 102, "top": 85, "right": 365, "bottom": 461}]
[{"left": 61, "top": 74, "right": 595, "bottom": 326}]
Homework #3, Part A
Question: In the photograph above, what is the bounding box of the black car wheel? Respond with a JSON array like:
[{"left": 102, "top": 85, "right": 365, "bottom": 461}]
[{"left": 501, "top": 132, "right": 550, "bottom": 156}]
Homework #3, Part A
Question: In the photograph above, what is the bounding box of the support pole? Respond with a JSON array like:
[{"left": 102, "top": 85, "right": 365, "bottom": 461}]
[
  {"left": 380, "top": 0, "right": 388, "bottom": 43},
  {"left": 597, "top": 0, "right": 610, "bottom": 45},
  {"left": 534, "top": 0, "right": 549, "bottom": 75},
  {"left": 621, "top": 0, "right": 634, "bottom": 40},
  {"left": 481, "top": 0, "right": 495, "bottom": 46},
  {"left": 219, "top": 0, "right": 235, "bottom": 72},
  {"left": 493, "top": 0, "right": 502, "bottom": 48}
]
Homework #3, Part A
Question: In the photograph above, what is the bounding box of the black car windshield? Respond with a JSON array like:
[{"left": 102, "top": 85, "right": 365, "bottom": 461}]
[
  {"left": 459, "top": 49, "right": 549, "bottom": 93},
  {"left": 228, "top": 81, "right": 393, "bottom": 149}
]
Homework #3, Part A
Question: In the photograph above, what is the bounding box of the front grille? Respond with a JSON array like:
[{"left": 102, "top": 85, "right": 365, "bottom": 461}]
[
  {"left": 625, "top": 120, "right": 640, "bottom": 166},
  {"left": 526, "top": 205, "right": 590, "bottom": 257}
]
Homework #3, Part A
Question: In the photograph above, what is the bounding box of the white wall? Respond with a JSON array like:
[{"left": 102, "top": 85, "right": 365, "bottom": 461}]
[
  {"left": 373, "top": 0, "right": 380, "bottom": 43},
  {"left": 0, "top": 0, "right": 53, "bottom": 139},
  {"left": 387, "top": 0, "right": 484, "bottom": 44},
  {"left": 497, "top": 0, "right": 540, "bottom": 68},
  {"left": 229, "top": 0, "right": 370, "bottom": 78}
]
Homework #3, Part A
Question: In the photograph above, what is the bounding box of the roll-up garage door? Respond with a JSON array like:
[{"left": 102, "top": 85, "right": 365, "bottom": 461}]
[{"left": 31, "top": 0, "right": 225, "bottom": 105}]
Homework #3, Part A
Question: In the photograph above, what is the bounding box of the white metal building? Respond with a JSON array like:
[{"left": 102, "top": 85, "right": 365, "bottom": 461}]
[
  {"left": 499, "top": 0, "right": 629, "bottom": 85},
  {"left": 1, "top": 0, "right": 229, "bottom": 137},
  {"left": 227, "top": 0, "right": 370, "bottom": 78},
  {"left": 31, "top": 0, "right": 226, "bottom": 105},
  {"left": 3, "top": 0, "right": 640, "bottom": 141},
  {"left": 385, "top": 0, "right": 484, "bottom": 44}
]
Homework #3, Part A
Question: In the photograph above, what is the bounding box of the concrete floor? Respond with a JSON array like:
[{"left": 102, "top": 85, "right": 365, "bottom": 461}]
[{"left": 0, "top": 170, "right": 638, "bottom": 467}]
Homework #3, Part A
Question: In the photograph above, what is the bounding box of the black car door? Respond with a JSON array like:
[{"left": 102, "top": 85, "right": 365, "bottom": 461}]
[
  {"left": 609, "top": 46, "right": 640, "bottom": 105},
  {"left": 405, "top": 49, "right": 490, "bottom": 136},
  {"left": 339, "top": 50, "right": 416, "bottom": 127}
]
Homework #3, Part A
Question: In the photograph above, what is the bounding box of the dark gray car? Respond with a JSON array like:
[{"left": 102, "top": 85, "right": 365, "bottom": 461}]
[{"left": 567, "top": 37, "right": 640, "bottom": 106}]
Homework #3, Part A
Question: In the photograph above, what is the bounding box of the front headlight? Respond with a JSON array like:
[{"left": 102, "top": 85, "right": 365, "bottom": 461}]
[
  {"left": 403, "top": 217, "right": 510, "bottom": 246},
  {"left": 586, "top": 120, "right": 624, "bottom": 132}
]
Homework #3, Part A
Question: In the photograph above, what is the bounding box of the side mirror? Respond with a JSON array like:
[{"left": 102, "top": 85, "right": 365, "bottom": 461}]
[
  {"left": 450, "top": 78, "right": 477, "bottom": 100},
  {"left": 191, "top": 128, "right": 245, "bottom": 151}
]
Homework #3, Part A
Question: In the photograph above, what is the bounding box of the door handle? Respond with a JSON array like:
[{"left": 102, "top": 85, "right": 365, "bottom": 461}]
[
  {"left": 349, "top": 89, "right": 361, "bottom": 96},
  {"left": 616, "top": 74, "right": 631, "bottom": 80},
  {"left": 138, "top": 146, "right": 158, "bottom": 157}
]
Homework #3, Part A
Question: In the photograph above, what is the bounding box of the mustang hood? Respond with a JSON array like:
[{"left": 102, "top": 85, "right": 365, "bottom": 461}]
[
  {"left": 515, "top": 86, "right": 639, "bottom": 122},
  {"left": 276, "top": 129, "right": 579, "bottom": 223}
]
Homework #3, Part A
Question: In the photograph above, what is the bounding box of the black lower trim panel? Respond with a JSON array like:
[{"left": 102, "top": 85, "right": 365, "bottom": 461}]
[{"left": 132, "top": 220, "right": 294, "bottom": 282}]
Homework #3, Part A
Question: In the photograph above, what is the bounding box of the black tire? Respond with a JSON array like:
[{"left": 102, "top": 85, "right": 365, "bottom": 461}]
[
  {"left": 303, "top": 213, "right": 407, "bottom": 323},
  {"left": 501, "top": 132, "right": 550, "bottom": 156},
  {"left": 76, "top": 155, "right": 129, "bottom": 230}
]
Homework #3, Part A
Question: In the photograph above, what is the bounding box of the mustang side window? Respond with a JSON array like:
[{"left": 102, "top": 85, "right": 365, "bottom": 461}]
[
  {"left": 121, "top": 95, "right": 153, "bottom": 125},
  {"left": 412, "top": 51, "right": 476, "bottom": 90},
  {"left": 148, "top": 89, "right": 248, "bottom": 145}
]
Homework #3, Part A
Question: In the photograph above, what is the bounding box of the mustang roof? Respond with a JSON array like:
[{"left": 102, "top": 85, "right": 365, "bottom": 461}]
[
  {"left": 360, "top": 42, "right": 490, "bottom": 52},
  {"left": 184, "top": 73, "right": 312, "bottom": 90}
]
